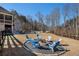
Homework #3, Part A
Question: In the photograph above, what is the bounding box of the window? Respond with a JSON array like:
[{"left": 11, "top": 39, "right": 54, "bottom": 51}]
[
  {"left": 5, "top": 15, "right": 12, "bottom": 20},
  {"left": 0, "top": 14, "right": 4, "bottom": 19}
]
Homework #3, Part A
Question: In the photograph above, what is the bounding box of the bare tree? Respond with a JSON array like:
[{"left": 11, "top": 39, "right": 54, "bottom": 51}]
[
  {"left": 63, "top": 4, "right": 71, "bottom": 37},
  {"left": 26, "top": 15, "right": 34, "bottom": 31},
  {"left": 72, "top": 4, "right": 79, "bottom": 38},
  {"left": 45, "top": 15, "right": 51, "bottom": 31},
  {"left": 49, "top": 7, "right": 60, "bottom": 34},
  {"left": 36, "top": 12, "right": 44, "bottom": 31}
]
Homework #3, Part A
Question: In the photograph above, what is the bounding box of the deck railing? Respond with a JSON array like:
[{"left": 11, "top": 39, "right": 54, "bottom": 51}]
[
  {"left": 0, "top": 19, "right": 4, "bottom": 23},
  {"left": 5, "top": 20, "right": 12, "bottom": 24}
]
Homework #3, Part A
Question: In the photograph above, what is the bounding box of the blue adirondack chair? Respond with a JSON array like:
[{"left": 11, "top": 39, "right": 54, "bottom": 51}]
[
  {"left": 48, "top": 39, "right": 65, "bottom": 52},
  {"left": 24, "top": 38, "right": 41, "bottom": 48}
]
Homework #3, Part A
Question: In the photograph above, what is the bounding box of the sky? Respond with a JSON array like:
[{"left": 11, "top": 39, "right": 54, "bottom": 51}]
[{"left": 0, "top": 3, "right": 65, "bottom": 24}]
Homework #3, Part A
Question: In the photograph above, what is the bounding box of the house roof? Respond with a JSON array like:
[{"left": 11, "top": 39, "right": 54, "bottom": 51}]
[{"left": 0, "top": 6, "right": 12, "bottom": 15}]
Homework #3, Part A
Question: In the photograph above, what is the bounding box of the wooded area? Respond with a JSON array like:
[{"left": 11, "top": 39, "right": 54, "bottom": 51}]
[{"left": 11, "top": 4, "right": 79, "bottom": 40}]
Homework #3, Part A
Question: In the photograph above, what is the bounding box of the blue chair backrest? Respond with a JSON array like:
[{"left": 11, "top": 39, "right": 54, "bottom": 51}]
[{"left": 27, "top": 38, "right": 40, "bottom": 48}]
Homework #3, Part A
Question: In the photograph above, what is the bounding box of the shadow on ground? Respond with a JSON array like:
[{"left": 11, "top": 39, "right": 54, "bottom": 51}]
[{"left": 0, "top": 35, "right": 37, "bottom": 56}]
